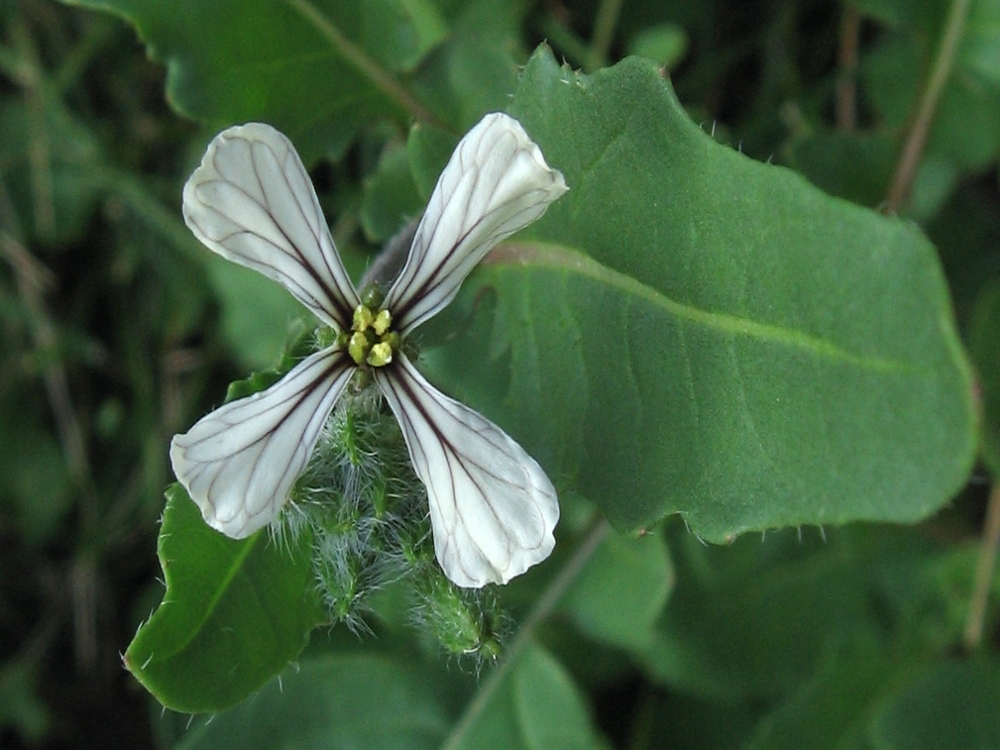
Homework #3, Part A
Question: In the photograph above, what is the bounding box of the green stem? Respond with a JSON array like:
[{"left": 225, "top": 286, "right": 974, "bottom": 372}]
[
  {"left": 283, "top": 0, "right": 447, "bottom": 130},
  {"left": 538, "top": 14, "right": 592, "bottom": 71},
  {"left": 587, "top": 0, "right": 624, "bottom": 71},
  {"left": 0, "top": 42, "right": 33, "bottom": 85},
  {"left": 85, "top": 167, "right": 200, "bottom": 257},
  {"left": 441, "top": 515, "right": 611, "bottom": 750},
  {"left": 884, "top": 0, "right": 970, "bottom": 213},
  {"left": 964, "top": 481, "right": 1000, "bottom": 650},
  {"left": 11, "top": 17, "right": 56, "bottom": 240}
]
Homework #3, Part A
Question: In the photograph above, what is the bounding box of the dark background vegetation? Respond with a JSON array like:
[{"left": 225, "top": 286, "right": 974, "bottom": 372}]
[{"left": 2, "top": 0, "right": 999, "bottom": 747}]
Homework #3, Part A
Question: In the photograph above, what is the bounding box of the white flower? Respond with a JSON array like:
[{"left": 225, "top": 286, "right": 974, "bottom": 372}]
[{"left": 170, "top": 113, "right": 568, "bottom": 588}]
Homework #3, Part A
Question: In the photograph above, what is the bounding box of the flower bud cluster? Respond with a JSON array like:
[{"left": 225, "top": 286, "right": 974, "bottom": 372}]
[
  {"left": 411, "top": 566, "right": 507, "bottom": 662},
  {"left": 275, "top": 359, "right": 508, "bottom": 659}
]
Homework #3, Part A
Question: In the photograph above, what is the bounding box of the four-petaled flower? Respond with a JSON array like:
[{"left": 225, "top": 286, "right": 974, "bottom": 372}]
[{"left": 170, "top": 113, "right": 568, "bottom": 588}]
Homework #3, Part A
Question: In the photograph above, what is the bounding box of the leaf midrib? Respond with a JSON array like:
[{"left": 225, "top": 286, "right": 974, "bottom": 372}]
[
  {"left": 158, "top": 531, "right": 262, "bottom": 663},
  {"left": 487, "top": 241, "right": 906, "bottom": 374}
]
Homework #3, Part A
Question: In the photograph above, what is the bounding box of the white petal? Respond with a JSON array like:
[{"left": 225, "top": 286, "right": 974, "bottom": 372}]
[
  {"left": 374, "top": 355, "right": 559, "bottom": 587},
  {"left": 170, "top": 349, "right": 353, "bottom": 539},
  {"left": 183, "top": 123, "right": 359, "bottom": 327},
  {"left": 385, "top": 113, "right": 568, "bottom": 333}
]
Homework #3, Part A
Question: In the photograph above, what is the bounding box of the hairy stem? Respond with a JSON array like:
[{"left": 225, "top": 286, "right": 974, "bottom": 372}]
[
  {"left": 964, "top": 482, "right": 1000, "bottom": 650},
  {"left": 884, "top": 0, "right": 970, "bottom": 213},
  {"left": 441, "top": 516, "right": 611, "bottom": 750},
  {"left": 284, "top": 0, "right": 447, "bottom": 130}
]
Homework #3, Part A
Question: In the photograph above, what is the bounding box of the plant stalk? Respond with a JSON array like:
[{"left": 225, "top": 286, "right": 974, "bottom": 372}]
[
  {"left": 441, "top": 515, "right": 611, "bottom": 750},
  {"left": 836, "top": 4, "right": 860, "bottom": 131},
  {"left": 964, "top": 481, "right": 1000, "bottom": 649},
  {"left": 884, "top": 0, "right": 970, "bottom": 213},
  {"left": 587, "top": 0, "right": 624, "bottom": 71}
]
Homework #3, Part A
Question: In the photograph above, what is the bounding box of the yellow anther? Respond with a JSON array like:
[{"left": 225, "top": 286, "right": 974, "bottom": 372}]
[
  {"left": 348, "top": 331, "right": 370, "bottom": 365},
  {"left": 353, "top": 304, "right": 375, "bottom": 332},
  {"left": 367, "top": 341, "right": 393, "bottom": 367},
  {"left": 372, "top": 309, "right": 392, "bottom": 336}
]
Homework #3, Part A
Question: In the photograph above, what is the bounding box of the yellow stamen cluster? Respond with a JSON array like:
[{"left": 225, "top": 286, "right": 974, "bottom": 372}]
[{"left": 345, "top": 303, "right": 399, "bottom": 367}]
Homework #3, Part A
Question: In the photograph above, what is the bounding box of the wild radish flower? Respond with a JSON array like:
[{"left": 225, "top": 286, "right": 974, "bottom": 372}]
[{"left": 170, "top": 113, "right": 567, "bottom": 588}]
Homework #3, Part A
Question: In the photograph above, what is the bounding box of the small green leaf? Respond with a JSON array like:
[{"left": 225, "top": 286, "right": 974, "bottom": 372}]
[
  {"left": 176, "top": 654, "right": 450, "bottom": 750},
  {"left": 962, "top": 0, "right": 1000, "bottom": 90},
  {"left": 363, "top": 0, "right": 449, "bottom": 72},
  {"left": 0, "top": 659, "right": 51, "bottom": 745},
  {"left": 850, "top": 0, "right": 945, "bottom": 30},
  {"left": 560, "top": 531, "right": 673, "bottom": 651},
  {"left": 512, "top": 646, "right": 602, "bottom": 750},
  {"left": 867, "top": 658, "right": 1000, "bottom": 750},
  {"left": 202, "top": 253, "right": 307, "bottom": 370},
  {"left": 423, "top": 48, "right": 976, "bottom": 541},
  {"left": 410, "top": 0, "right": 527, "bottom": 129},
  {"left": 449, "top": 644, "right": 603, "bottom": 750},
  {"left": 628, "top": 24, "right": 689, "bottom": 69},
  {"left": 222, "top": 323, "right": 316, "bottom": 402},
  {"left": 124, "top": 485, "right": 326, "bottom": 713},
  {"left": 408, "top": 122, "right": 458, "bottom": 199},
  {"left": 360, "top": 142, "right": 423, "bottom": 243}
]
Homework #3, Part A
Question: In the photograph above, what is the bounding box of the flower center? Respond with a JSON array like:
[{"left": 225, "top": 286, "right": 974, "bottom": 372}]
[{"left": 344, "top": 286, "right": 400, "bottom": 368}]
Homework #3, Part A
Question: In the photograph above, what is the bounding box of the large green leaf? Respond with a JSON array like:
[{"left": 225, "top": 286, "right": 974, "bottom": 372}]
[
  {"left": 61, "top": 0, "right": 529, "bottom": 162},
  {"left": 124, "top": 485, "right": 326, "bottom": 713},
  {"left": 420, "top": 48, "right": 975, "bottom": 540},
  {"left": 61, "top": 0, "right": 446, "bottom": 161},
  {"left": 176, "top": 654, "right": 450, "bottom": 750}
]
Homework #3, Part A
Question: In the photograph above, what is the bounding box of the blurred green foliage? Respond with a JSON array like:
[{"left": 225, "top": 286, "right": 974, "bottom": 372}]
[{"left": 2, "top": 0, "right": 1000, "bottom": 748}]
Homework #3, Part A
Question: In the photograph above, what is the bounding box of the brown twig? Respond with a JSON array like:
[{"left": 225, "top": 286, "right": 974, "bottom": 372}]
[
  {"left": 836, "top": 4, "right": 860, "bottom": 131},
  {"left": 884, "top": 0, "right": 971, "bottom": 213},
  {"left": 964, "top": 481, "right": 1000, "bottom": 649}
]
